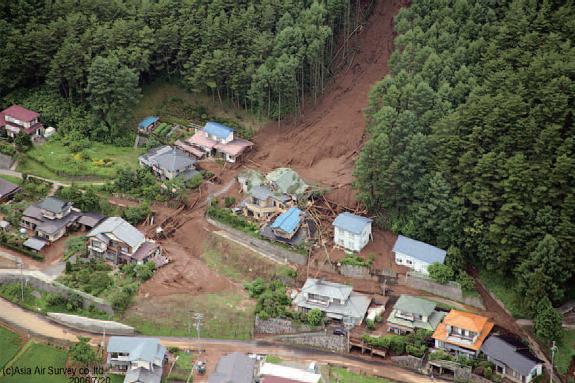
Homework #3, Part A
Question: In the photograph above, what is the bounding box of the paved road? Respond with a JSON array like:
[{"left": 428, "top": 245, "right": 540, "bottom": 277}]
[{"left": 0, "top": 297, "right": 439, "bottom": 383}]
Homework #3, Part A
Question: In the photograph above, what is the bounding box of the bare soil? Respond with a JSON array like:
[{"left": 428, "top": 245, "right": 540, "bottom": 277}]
[{"left": 251, "top": 0, "right": 402, "bottom": 207}]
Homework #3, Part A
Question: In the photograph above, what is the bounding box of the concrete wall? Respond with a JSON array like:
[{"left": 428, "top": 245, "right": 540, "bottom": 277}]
[
  {"left": 254, "top": 316, "right": 317, "bottom": 335},
  {"left": 391, "top": 355, "right": 425, "bottom": 372},
  {"left": 207, "top": 218, "right": 307, "bottom": 265},
  {"left": 0, "top": 272, "right": 114, "bottom": 315},
  {"left": 47, "top": 313, "right": 134, "bottom": 335},
  {"left": 399, "top": 273, "right": 485, "bottom": 309},
  {"left": 339, "top": 264, "right": 372, "bottom": 279},
  {"left": 275, "top": 331, "right": 347, "bottom": 353}
]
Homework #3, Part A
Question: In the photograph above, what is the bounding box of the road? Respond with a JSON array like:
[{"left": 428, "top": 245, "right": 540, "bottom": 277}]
[
  {"left": 0, "top": 297, "right": 439, "bottom": 383},
  {"left": 0, "top": 168, "right": 106, "bottom": 188}
]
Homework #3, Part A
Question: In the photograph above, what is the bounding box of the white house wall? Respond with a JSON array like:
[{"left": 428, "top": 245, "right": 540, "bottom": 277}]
[{"left": 394, "top": 252, "right": 432, "bottom": 274}]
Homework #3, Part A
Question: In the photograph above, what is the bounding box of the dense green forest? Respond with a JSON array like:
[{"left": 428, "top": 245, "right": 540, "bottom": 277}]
[
  {"left": 0, "top": 0, "right": 357, "bottom": 140},
  {"left": 356, "top": 0, "right": 575, "bottom": 315}
]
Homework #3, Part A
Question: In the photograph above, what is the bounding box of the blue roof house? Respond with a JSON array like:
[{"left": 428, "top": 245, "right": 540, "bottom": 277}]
[
  {"left": 203, "top": 121, "right": 234, "bottom": 143},
  {"left": 333, "top": 212, "right": 373, "bottom": 252},
  {"left": 138, "top": 116, "right": 160, "bottom": 133},
  {"left": 271, "top": 207, "right": 303, "bottom": 240},
  {"left": 392, "top": 235, "right": 446, "bottom": 275}
]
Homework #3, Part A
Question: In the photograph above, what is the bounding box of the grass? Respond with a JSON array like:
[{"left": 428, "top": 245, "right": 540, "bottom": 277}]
[
  {"left": 123, "top": 291, "right": 255, "bottom": 340},
  {"left": 175, "top": 350, "right": 195, "bottom": 370},
  {"left": 555, "top": 329, "right": 575, "bottom": 375},
  {"left": 203, "top": 234, "right": 289, "bottom": 283},
  {"left": 479, "top": 269, "right": 529, "bottom": 318},
  {"left": 264, "top": 355, "right": 282, "bottom": 364},
  {"left": 0, "top": 175, "right": 22, "bottom": 185},
  {"left": 0, "top": 326, "right": 22, "bottom": 368},
  {"left": 1, "top": 342, "right": 68, "bottom": 383},
  {"left": 18, "top": 141, "right": 143, "bottom": 181},
  {"left": 325, "top": 367, "right": 395, "bottom": 383}
]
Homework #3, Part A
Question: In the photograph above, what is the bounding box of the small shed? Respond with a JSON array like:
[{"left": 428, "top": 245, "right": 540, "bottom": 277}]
[
  {"left": 332, "top": 212, "right": 373, "bottom": 252},
  {"left": 0, "top": 220, "right": 10, "bottom": 231},
  {"left": 43, "top": 126, "right": 56, "bottom": 138},
  {"left": 23, "top": 237, "right": 49, "bottom": 252},
  {"left": 138, "top": 116, "right": 160, "bottom": 133}
]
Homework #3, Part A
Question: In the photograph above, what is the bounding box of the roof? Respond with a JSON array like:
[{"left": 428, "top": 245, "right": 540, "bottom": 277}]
[
  {"left": 132, "top": 241, "right": 160, "bottom": 261},
  {"left": 259, "top": 363, "right": 321, "bottom": 383},
  {"left": 174, "top": 139, "right": 205, "bottom": 158},
  {"left": 214, "top": 138, "right": 253, "bottom": 157},
  {"left": 88, "top": 217, "right": 145, "bottom": 251},
  {"left": 22, "top": 205, "right": 44, "bottom": 221},
  {"left": 0, "top": 178, "right": 20, "bottom": 198},
  {"left": 271, "top": 207, "right": 302, "bottom": 235},
  {"left": 138, "top": 116, "right": 159, "bottom": 129},
  {"left": 481, "top": 335, "right": 542, "bottom": 376},
  {"left": 251, "top": 185, "right": 274, "bottom": 201},
  {"left": 262, "top": 377, "right": 307, "bottom": 383},
  {"left": 432, "top": 310, "right": 494, "bottom": 351},
  {"left": 394, "top": 295, "right": 437, "bottom": 316},
  {"left": 77, "top": 213, "right": 105, "bottom": 228},
  {"left": 23, "top": 237, "right": 48, "bottom": 251},
  {"left": 36, "top": 211, "right": 79, "bottom": 235},
  {"left": 301, "top": 278, "right": 352, "bottom": 302},
  {"left": 125, "top": 366, "right": 162, "bottom": 383},
  {"left": 208, "top": 352, "right": 255, "bottom": 383},
  {"left": 203, "top": 121, "right": 234, "bottom": 140},
  {"left": 188, "top": 131, "right": 218, "bottom": 149},
  {"left": 140, "top": 146, "right": 195, "bottom": 173},
  {"left": 332, "top": 212, "right": 372, "bottom": 235},
  {"left": 2, "top": 105, "right": 39, "bottom": 122},
  {"left": 266, "top": 168, "right": 308, "bottom": 195},
  {"left": 393, "top": 235, "right": 447, "bottom": 265},
  {"left": 107, "top": 337, "right": 165, "bottom": 364},
  {"left": 39, "top": 197, "right": 70, "bottom": 214}
]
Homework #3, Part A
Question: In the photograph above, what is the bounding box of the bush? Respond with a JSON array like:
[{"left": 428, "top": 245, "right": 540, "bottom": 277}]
[
  {"left": 362, "top": 334, "right": 406, "bottom": 354},
  {"left": 340, "top": 254, "right": 371, "bottom": 268},
  {"left": 429, "top": 350, "right": 453, "bottom": 361},
  {"left": 428, "top": 263, "right": 455, "bottom": 284},
  {"left": 483, "top": 366, "right": 493, "bottom": 380},
  {"left": 307, "top": 308, "right": 324, "bottom": 326},
  {"left": 366, "top": 319, "right": 376, "bottom": 330},
  {"left": 406, "top": 344, "right": 427, "bottom": 358},
  {"left": 458, "top": 272, "right": 475, "bottom": 291},
  {"left": 224, "top": 196, "right": 236, "bottom": 208},
  {"left": 207, "top": 205, "right": 259, "bottom": 235},
  {"left": 122, "top": 203, "right": 151, "bottom": 225},
  {"left": 69, "top": 337, "right": 98, "bottom": 365},
  {"left": 245, "top": 278, "right": 290, "bottom": 318}
]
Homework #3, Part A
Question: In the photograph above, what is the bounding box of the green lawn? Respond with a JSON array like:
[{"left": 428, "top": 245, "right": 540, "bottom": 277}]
[
  {"left": 1, "top": 342, "right": 68, "bottom": 383},
  {"left": 123, "top": 291, "right": 255, "bottom": 340},
  {"left": 326, "top": 367, "right": 395, "bottom": 383},
  {"left": 18, "top": 141, "right": 143, "bottom": 181},
  {"left": 0, "top": 326, "right": 22, "bottom": 368},
  {"left": 555, "top": 329, "right": 575, "bottom": 375},
  {"left": 0, "top": 175, "right": 22, "bottom": 185},
  {"left": 479, "top": 269, "right": 529, "bottom": 318}
]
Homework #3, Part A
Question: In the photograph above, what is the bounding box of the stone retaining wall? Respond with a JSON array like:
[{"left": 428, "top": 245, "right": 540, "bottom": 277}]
[
  {"left": 391, "top": 355, "right": 425, "bottom": 372},
  {"left": 399, "top": 273, "right": 485, "bottom": 309},
  {"left": 47, "top": 313, "right": 134, "bottom": 335},
  {"left": 339, "top": 264, "right": 372, "bottom": 279},
  {"left": 0, "top": 273, "right": 114, "bottom": 315},
  {"left": 255, "top": 316, "right": 317, "bottom": 335},
  {"left": 276, "top": 331, "right": 347, "bottom": 353},
  {"left": 207, "top": 218, "right": 307, "bottom": 265}
]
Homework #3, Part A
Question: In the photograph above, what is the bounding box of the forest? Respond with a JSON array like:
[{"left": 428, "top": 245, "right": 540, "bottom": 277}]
[
  {"left": 355, "top": 0, "right": 575, "bottom": 317},
  {"left": 0, "top": 0, "right": 355, "bottom": 140}
]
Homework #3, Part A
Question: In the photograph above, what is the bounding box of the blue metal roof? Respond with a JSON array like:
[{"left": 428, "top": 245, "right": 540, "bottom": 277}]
[
  {"left": 332, "top": 212, "right": 372, "bottom": 235},
  {"left": 271, "top": 207, "right": 302, "bottom": 235},
  {"left": 392, "top": 235, "right": 446, "bottom": 264},
  {"left": 204, "top": 121, "right": 234, "bottom": 139},
  {"left": 138, "top": 116, "right": 159, "bottom": 129}
]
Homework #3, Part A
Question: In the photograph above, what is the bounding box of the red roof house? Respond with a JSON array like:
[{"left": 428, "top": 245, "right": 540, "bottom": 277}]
[{"left": 0, "top": 105, "right": 44, "bottom": 137}]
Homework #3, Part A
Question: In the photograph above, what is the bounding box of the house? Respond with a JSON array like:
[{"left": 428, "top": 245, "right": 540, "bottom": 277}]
[
  {"left": 265, "top": 168, "right": 308, "bottom": 197},
  {"left": 481, "top": 335, "right": 543, "bottom": 383},
  {"left": 293, "top": 278, "right": 371, "bottom": 325},
  {"left": 21, "top": 197, "right": 79, "bottom": 242},
  {"left": 77, "top": 212, "right": 105, "bottom": 231},
  {"left": 432, "top": 310, "right": 494, "bottom": 358},
  {"left": 178, "top": 121, "right": 253, "bottom": 163},
  {"left": 107, "top": 336, "right": 166, "bottom": 383},
  {"left": 270, "top": 207, "right": 303, "bottom": 240},
  {"left": 87, "top": 217, "right": 162, "bottom": 265},
  {"left": 241, "top": 185, "right": 292, "bottom": 220},
  {"left": 333, "top": 212, "right": 373, "bottom": 252},
  {"left": 138, "top": 116, "right": 160, "bottom": 133},
  {"left": 0, "top": 178, "right": 20, "bottom": 202},
  {"left": 208, "top": 352, "right": 256, "bottom": 383},
  {"left": 393, "top": 235, "right": 447, "bottom": 275},
  {"left": 0, "top": 105, "right": 44, "bottom": 138},
  {"left": 139, "top": 146, "right": 198, "bottom": 180},
  {"left": 259, "top": 363, "right": 321, "bottom": 383},
  {"left": 386, "top": 295, "right": 446, "bottom": 334}
]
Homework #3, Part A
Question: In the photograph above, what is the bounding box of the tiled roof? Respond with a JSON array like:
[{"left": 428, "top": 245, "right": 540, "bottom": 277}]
[
  {"left": 107, "top": 337, "right": 165, "bottom": 364},
  {"left": 208, "top": 352, "right": 255, "bottom": 383},
  {"left": 432, "top": 310, "right": 494, "bottom": 351},
  {"left": 39, "top": 197, "right": 70, "bottom": 214},
  {"left": 481, "top": 335, "right": 542, "bottom": 376},
  {"left": 2, "top": 105, "right": 39, "bottom": 121},
  {"left": 88, "top": 217, "right": 145, "bottom": 251},
  {"left": 393, "top": 235, "right": 446, "bottom": 265},
  {"left": 393, "top": 295, "right": 437, "bottom": 316}
]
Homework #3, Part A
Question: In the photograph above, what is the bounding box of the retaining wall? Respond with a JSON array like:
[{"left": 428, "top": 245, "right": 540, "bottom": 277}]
[
  {"left": 47, "top": 313, "right": 134, "bottom": 335},
  {"left": 391, "top": 355, "right": 425, "bottom": 372},
  {"left": 254, "top": 316, "right": 317, "bottom": 335},
  {"left": 399, "top": 273, "right": 485, "bottom": 309},
  {"left": 275, "top": 331, "right": 347, "bottom": 353},
  {"left": 207, "top": 218, "right": 307, "bottom": 265},
  {"left": 339, "top": 264, "right": 372, "bottom": 279},
  {"left": 0, "top": 272, "right": 114, "bottom": 315}
]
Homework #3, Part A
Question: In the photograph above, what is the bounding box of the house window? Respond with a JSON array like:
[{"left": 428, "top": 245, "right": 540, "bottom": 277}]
[{"left": 406, "top": 259, "right": 413, "bottom": 265}]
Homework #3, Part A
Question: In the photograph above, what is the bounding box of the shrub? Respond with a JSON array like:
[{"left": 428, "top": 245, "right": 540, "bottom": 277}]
[
  {"left": 366, "top": 319, "right": 376, "bottom": 330},
  {"left": 207, "top": 205, "right": 259, "bottom": 235},
  {"left": 406, "top": 344, "right": 427, "bottom": 358},
  {"left": 533, "top": 297, "right": 562, "bottom": 341},
  {"left": 224, "top": 196, "right": 236, "bottom": 208},
  {"left": 428, "top": 263, "right": 455, "bottom": 284},
  {"left": 458, "top": 272, "right": 475, "bottom": 291},
  {"left": 483, "top": 366, "right": 493, "bottom": 380},
  {"left": 340, "top": 254, "right": 371, "bottom": 268},
  {"left": 69, "top": 337, "right": 98, "bottom": 365},
  {"left": 306, "top": 308, "right": 324, "bottom": 326},
  {"left": 429, "top": 350, "right": 453, "bottom": 361}
]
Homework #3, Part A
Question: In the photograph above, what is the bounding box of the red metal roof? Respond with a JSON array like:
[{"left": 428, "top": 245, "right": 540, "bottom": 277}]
[
  {"left": 261, "top": 377, "right": 304, "bottom": 383},
  {"left": 2, "top": 105, "right": 40, "bottom": 122}
]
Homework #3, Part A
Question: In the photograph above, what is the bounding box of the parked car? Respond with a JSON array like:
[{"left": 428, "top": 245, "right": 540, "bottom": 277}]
[{"left": 333, "top": 328, "right": 347, "bottom": 336}]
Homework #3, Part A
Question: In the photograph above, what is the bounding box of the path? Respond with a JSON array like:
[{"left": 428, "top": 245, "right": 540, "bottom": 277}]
[
  {"left": 0, "top": 168, "right": 106, "bottom": 187},
  {"left": 0, "top": 297, "right": 439, "bottom": 383}
]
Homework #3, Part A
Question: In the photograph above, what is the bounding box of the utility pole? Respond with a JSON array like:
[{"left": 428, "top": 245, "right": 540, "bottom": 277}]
[
  {"left": 193, "top": 312, "right": 203, "bottom": 343},
  {"left": 18, "top": 260, "right": 23, "bottom": 302},
  {"left": 550, "top": 340, "right": 558, "bottom": 383}
]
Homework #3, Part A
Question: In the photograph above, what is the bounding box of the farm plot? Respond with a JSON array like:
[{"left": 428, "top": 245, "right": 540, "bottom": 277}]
[
  {"left": 1, "top": 342, "right": 68, "bottom": 383},
  {"left": 0, "top": 326, "right": 22, "bottom": 369}
]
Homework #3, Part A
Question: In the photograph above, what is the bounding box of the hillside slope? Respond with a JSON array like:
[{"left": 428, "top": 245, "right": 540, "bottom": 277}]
[{"left": 252, "top": 0, "right": 403, "bottom": 207}]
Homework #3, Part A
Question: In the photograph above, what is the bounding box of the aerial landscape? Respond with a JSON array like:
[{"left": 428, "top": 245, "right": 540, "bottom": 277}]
[{"left": 0, "top": 0, "right": 573, "bottom": 383}]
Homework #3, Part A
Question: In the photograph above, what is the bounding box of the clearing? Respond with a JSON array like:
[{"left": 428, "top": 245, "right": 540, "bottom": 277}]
[
  {"left": 18, "top": 141, "right": 143, "bottom": 181},
  {"left": 0, "top": 325, "right": 22, "bottom": 369},
  {"left": 1, "top": 342, "right": 68, "bottom": 383}
]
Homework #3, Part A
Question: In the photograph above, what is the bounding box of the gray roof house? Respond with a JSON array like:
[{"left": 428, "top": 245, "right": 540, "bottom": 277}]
[
  {"left": 387, "top": 295, "right": 446, "bottom": 334},
  {"left": 481, "top": 335, "right": 543, "bottom": 383},
  {"left": 139, "top": 145, "right": 198, "bottom": 180},
  {"left": 208, "top": 352, "right": 256, "bottom": 383},
  {"left": 107, "top": 336, "right": 166, "bottom": 383},
  {"left": 393, "top": 235, "right": 447, "bottom": 275},
  {"left": 87, "top": 217, "right": 162, "bottom": 265},
  {"left": 21, "top": 197, "right": 79, "bottom": 243},
  {"left": 333, "top": 212, "right": 373, "bottom": 252},
  {"left": 293, "top": 278, "right": 371, "bottom": 325}
]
